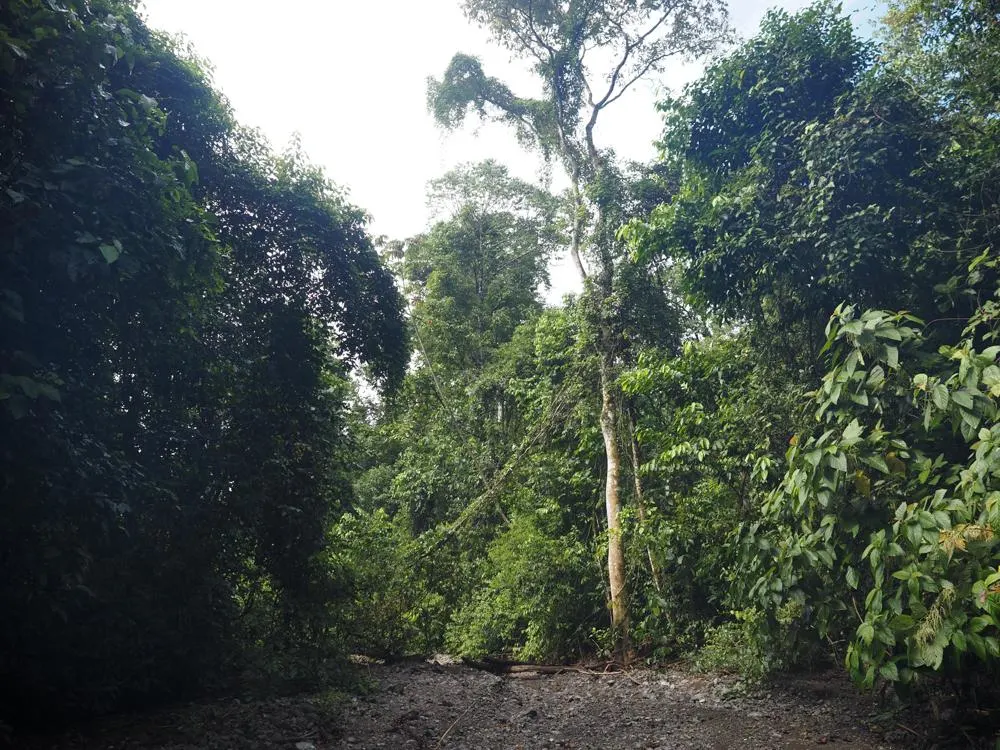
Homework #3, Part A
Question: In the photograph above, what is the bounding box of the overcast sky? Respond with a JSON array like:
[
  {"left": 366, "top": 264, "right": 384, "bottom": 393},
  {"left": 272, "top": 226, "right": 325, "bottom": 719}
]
[{"left": 139, "top": 0, "right": 880, "bottom": 299}]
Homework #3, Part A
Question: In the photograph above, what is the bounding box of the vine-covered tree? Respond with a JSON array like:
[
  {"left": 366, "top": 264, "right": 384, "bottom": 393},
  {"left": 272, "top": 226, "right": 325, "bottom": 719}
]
[
  {"left": 428, "top": 0, "right": 730, "bottom": 642},
  {"left": 358, "top": 161, "right": 559, "bottom": 534}
]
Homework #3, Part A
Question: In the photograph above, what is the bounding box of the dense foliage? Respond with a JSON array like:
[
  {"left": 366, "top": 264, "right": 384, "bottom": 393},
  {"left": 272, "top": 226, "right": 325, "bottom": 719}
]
[
  {"left": 1, "top": 0, "right": 404, "bottom": 724},
  {"left": 627, "top": 0, "right": 1000, "bottom": 696},
  {"left": 4, "top": 0, "right": 1000, "bottom": 736}
]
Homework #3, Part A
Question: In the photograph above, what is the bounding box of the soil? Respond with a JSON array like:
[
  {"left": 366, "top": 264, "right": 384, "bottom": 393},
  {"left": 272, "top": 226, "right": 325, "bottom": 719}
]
[{"left": 20, "top": 658, "right": 920, "bottom": 750}]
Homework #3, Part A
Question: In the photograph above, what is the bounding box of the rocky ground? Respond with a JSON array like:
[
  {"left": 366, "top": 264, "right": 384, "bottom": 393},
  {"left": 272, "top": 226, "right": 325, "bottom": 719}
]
[
  {"left": 20, "top": 659, "right": 932, "bottom": 750},
  {"left": 327, "top": 658, "right": 903, "bottom": 750}
]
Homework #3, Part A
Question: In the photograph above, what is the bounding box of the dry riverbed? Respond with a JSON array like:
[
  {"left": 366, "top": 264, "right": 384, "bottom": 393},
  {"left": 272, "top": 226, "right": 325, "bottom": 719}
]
[{"left": 23, "top": 658, "right": 924, "bottom": 750}]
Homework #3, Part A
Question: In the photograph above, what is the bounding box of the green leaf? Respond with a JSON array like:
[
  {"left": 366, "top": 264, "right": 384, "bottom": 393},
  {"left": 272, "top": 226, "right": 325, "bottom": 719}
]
[
  {"left": 951, "top": 390, "right": 974, "bottom": 409},
  {"left": 982, "top": 365, "right": 1000, "bottom": 396},
  {"left": 858, "top": 621, "right": 875, "bottom": 645},
  {"left": 932, "top": 511, "right": 951, "bottom": 529},
  {"left": 849, "top": 391, "right": 870, "bottom": 406},
  {"left": 885, "top": 345, "right": 899, "bottom": 369},
  {"left": 961, "top": 409, "right": 980, "bottom": 431},
  {"left": 917, "top": 641, "right": 945, "bottom": 670},
  {"left": 842, "top": 320, "right": 864, "bottom": 336},
  {"left": 842, "top": 419, "right": 863, "bottom": 444},
  {"left": 879, "top": 661, "right": 899, "bottom": 681},
  {"left": 970, "top": 616, "right": 992, "bottom": 634},
  {"left": 860, "top": 454, "right": 890, "bottom": 474},
  {"left": 844, "top": 348, "right": 860, "bottom": 374},
  {"left": 99, "top": 243, "right": 120, "bottom": 264},
  {"left": 846, "top": 566, "right": 859, "bottom": 589},
  {"left": 932, "top": 384, "right": 950, "bottom": 411},
  {"left": 875, "top": 327, "right": 902, "bottom": 342},
  {"left": 951, "top": 631, "right": 967, "bottom": 653}
]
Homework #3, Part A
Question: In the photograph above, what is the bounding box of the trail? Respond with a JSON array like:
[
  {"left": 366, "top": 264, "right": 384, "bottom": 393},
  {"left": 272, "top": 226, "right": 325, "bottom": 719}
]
[
  {"left": 27, "top": 660, "right": 914, "bottom": 750},
  {"left": 334, "top": 659, "right": 899, "bottom": 749}
]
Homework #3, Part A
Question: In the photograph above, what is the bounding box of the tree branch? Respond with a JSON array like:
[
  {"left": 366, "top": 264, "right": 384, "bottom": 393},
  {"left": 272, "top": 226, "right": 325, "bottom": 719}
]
[{"left": 594, "top": 9, "right": 674, "bottom": 113}]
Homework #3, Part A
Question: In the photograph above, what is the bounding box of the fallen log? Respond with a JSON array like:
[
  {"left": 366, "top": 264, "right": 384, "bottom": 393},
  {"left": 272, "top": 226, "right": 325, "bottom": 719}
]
[{"left": 460, "top": 656, "right": 627, "bottom": 676}]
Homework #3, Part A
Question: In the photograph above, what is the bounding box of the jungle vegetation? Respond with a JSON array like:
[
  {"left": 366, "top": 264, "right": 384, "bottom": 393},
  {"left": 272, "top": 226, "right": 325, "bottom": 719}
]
[{"left": 2, "top": 0, "right": 999, "bottom": 730}]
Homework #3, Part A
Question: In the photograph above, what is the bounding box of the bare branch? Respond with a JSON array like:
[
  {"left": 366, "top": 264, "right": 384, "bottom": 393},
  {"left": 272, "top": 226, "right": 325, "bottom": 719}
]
[
  {"left": 521, "top": 0, "right": 558, "bottom": 57},
  {"left": 601, "top": 47, "right": 680, "bottom": 109},
  {"left": 582, "top": 67, "right": 596, "bottom": 109},
  {"left": 593, "top": 9, "right": 673, "bottom": 113},
  {"left": 511, "top": 3, "right": 553, "bottom": 64}
]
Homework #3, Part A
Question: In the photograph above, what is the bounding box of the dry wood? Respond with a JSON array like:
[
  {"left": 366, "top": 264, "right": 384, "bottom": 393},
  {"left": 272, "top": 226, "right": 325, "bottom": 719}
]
[{"left": 460, "top": 656, "right": 635, "bottom": 678}]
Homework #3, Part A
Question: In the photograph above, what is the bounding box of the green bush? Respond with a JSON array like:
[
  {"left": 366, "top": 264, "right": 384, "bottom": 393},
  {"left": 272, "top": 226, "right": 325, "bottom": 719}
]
[
  {"left": 744, "top": 259, "right": 1000, "bottom": 688},
  {"left": 695, "top": 602, "right": 821, "bottom": 681},
  {"left": 446, "top": 514, "right": 604, "bottom": 661},
  {"left": 620, "top": 335, "right": 808, "bottom": 660},
  {"left": 695, "top": 610, "right": 769, "bottom": 681},
  {"left": 330, "top": 510, "right": 445, "bottom": 658},
  {"left": 627, "top": 478, "right": 741, "bottom": 659}
]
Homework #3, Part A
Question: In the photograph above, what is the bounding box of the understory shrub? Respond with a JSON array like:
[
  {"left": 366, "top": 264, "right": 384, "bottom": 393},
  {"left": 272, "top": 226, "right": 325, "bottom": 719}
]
[
  {"left": 446, "top": 514, "right": 604, "bottom": 661},
  {"left": 330, "top": 510, "right": 446, "bottom": 658},
  {"left": 743, "top": 257, "right": 1000, "bottom": 688}
]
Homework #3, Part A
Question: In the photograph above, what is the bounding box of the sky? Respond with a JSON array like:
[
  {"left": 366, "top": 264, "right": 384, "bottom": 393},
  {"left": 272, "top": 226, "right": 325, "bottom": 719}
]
[{"left": 139, "top": 0, "right": 880, "bottom": 300}]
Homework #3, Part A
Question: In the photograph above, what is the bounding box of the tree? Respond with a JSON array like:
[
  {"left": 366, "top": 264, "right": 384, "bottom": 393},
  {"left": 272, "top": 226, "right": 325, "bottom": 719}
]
[
  {"left": 628, "top": 2, "right": 959, "bottom": 366},
  {"left": 358, "top": 162, "right": 558, "bottom": 533},
  {"left": 403, "top": 160, "right": 559, "bottom": 375},
  {"left": 0, "top": 0, "right": 406, "bottom": 721},
  {"left": 429, "top": 0, "right": 729, "bottom": 642},
  {"left": 883, "top": 0, "right": 1000, "bottom": 293},
  {"left": 346, "top": 163, "right": 571, "bottom": 657}
]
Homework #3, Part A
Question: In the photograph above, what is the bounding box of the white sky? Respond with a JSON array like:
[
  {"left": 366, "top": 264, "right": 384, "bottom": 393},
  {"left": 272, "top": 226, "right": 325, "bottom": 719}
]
[{"left": 140, "top": 0, "right": 880, "bottom": 300}]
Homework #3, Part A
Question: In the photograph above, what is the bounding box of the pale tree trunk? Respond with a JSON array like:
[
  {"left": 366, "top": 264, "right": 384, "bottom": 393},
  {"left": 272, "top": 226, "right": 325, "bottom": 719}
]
[
  {"left": 570, "top": 165, "right": 629, "bottom": 648},
  {"left": 568, "top": 173, "right": 588, "bottom": 280}
]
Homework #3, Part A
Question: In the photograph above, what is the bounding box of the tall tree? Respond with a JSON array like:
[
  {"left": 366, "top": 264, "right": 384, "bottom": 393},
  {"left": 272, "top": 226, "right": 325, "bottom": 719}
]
[
  {"left": 428, "top": 0, "right": 729, "bottom": 639},
  {"left": 0, "top": 0, "right": 406, "bottom": 721},
  {"left": 359, "top": 161, "right": 559, "bottom": 533},
  {"left": 630, "top": 2, "right": 960, "bottom": 365},
  {"left": 404, "top": 160, "right": 559, "bottom": 375},
  {"left": 883, "top": 0, "right": 1000, "bottom": 281}
]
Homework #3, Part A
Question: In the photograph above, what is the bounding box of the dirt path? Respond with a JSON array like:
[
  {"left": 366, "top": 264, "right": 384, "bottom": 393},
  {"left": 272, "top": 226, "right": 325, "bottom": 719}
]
[
  {"left": 24, "top": 660, "right": 910, "bottom": 750},
  {"left": 333, "top": 659, "right": 899, "bottom": 750}
]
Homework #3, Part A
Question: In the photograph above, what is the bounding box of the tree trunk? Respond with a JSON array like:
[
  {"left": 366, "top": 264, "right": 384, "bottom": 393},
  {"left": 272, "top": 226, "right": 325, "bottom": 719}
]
[
  {"left": 599, "top": 353, "right": 628, "bottom": 637},
  {"left": 569, "top": 174, "right": 588, "bottom": 280},
  {"left": 570, "top": 165, "right": 628, "bottom": 649}
]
